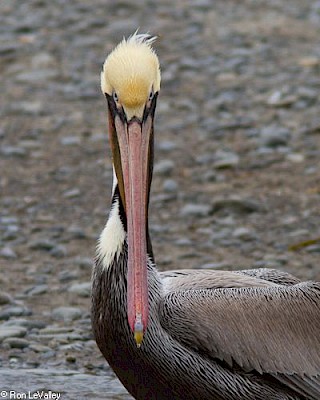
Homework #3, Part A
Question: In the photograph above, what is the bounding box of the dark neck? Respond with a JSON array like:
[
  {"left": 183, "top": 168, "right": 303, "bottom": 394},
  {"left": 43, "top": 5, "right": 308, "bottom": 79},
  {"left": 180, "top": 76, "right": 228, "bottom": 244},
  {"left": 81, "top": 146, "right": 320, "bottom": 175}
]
[{"left": 112, "top": 184, "right": 154, "bottom": 262}]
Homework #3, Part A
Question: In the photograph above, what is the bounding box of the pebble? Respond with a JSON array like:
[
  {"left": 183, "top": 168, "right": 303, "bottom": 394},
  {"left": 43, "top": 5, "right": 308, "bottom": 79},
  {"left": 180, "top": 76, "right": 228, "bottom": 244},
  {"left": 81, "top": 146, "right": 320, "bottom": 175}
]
[
  {"left": 58, "top": 270, "right": 80, "bottom": 282},
  {"left": 75, "top": 257, "right": 92, "bottom": 270},
  {"left": 0, "top": 327, "right": 27, "bottom": 342},
  {"left": 29, "top": 343, "right": 52, "bottom": 353},
  {"left": 300, "top": 118, "right": 320, "bottom": 135},
  {"left": 259, "top": 126, "right": 291, "bottom": 148},
  {"left": 180, "top": 204, "right": 211, "bottom": 217},
  {"left": 16, "top": 69, "right": 58, "bottom": 83},
  {"left": 286, "top": 153, "right": 304, "bottom": 163},
  {"left": 0, "top": 246, "right": 17, "bottom": 259},
  {"left": 305, "top": 244, "right": 320, "bottom": 253},
  {"left": 0, "top": 146, "right": 27, "bottom": 157},
  {"left": 50, "top": 244, "right": 68, "bottom": 258},
  {"left": 198, "top": 262, "right": 231, "bottom": 270},
  {"left": 154, "top": 160, "right": 175, "bottom": 176},
  {"left": 232, "top": 227, "right": 256, "bottom": 241},
  {"left": 175, "top": 238, "right": 193, "bottom": 247},
  {"left": 11, "top": 101, "right": 44, "bottom": 115},
  {"left": 266, "top": 90, "right": 297, "bottom": 107},
  {"left": 213, "top": 150, "right": 239, "bottom": 169},
  {"left": 157, "top": 140, "right": 177, "bottom": 152},
  {"left": 2, "top": 224, "right": 20, "bottom": 240},
  {"left": 210, "top": 229, "right": 232, "bottom": 242},
  {"left": 163, "top": 179, "right": 178, "bottom": 193},
  {"left": 63, "top": 188, "right": 81, "bottom": 198},
  {"left": 52, "top": 307, "right": 82, "bottom": 322},
  {"left": 66, "top": 226, "right": 87, "bottom": 239},
  {"left": 0, "top": 291, "right": 13, "bottom": 305},
  {"left": 298, "top": 56, "right": 320, "bottom": 67},
  {"left": 60, "top": 136, "right": 82, "bottom": 146},
  {"left": 68, "top": 282, "right": 91, "bottom": 297},
  {"left": 0, "top": 217, "right": 19, "bottom": 225},
  {"left": 38, "top": 326, "right": 75, "bottom": 336},
  {"left": 26, "top": 284, "right": 49, "bottom": 296},
  {"left": 3, "top": 337, "right": 30, "bottom": 349},
  {"left": 89, "top": 133, "right": 105, "bottom": 142},
  {"left": 211, "top": 196, "right": 264, "bottom": 214},
  {"left": 0, "top": 306, "right": 32, "bottom": 321},
  {"left": 3, "top": 319, "right": 46, "bottom": 330},
  {"left": 29, "top": 239, "right": 56, "bottom": 251}
]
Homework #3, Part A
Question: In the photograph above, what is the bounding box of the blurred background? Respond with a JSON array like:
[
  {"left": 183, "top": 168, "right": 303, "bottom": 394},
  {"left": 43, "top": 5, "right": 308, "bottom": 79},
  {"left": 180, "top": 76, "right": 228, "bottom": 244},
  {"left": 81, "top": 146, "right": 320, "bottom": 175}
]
[{"left": 0, "top": 0, "right": 320, "bottom": 398}]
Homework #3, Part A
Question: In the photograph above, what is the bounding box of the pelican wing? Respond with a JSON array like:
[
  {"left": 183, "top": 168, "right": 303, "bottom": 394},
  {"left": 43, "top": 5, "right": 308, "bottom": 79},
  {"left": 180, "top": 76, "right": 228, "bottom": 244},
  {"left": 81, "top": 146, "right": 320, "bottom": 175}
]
[{"left": 159, "top": 280, "right": 320, "bottom": 397}]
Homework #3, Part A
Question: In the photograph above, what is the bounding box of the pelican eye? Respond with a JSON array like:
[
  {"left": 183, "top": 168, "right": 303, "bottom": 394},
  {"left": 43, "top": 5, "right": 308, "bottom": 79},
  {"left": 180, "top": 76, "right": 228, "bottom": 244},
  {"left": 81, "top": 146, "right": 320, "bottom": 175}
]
[
  {"left": 148, "top": 89, "right": 154, "bottom": 101},
  {"left": 113, "top": 91, "right": 119, "bottom": 103}
]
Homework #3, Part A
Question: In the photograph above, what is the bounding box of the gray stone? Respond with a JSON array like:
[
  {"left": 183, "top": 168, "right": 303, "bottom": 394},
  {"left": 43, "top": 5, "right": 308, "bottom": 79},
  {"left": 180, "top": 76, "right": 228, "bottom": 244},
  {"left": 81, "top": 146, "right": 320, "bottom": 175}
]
[
  {"left": 26, "top": 284, "right": 49, "bottom": 296},
  {"left": 259, "top": 126, "right": 291, "bottom": 148},
  {"left": 10, "top": 101, "right": 44, "bottom": 115},
  {"left": 20, "top": 140, "right": 42, "bottom": 150},
  {"left": 0, "top": 43, "right": 21, "bottom": 55},
  {"left": 66, "top": 226, "right": 87, "bottom": 239},
  {"left": 58, "top": 270, "right": 79, "bottom": 282},
  {"left": 0, "top": 146, "right": 27, "bottom": 157},
  {"left": 0, "top": 326, "right": 27, "bottom": 342},
  {"left": 305, "top": 244, "right": 320, "bottom": 253},
  {"left": 266, "top": 90, "right": 297, "bottom": 107},
  {"left": 157, "top": 140, "right": 177, "bottom": 152},
  {"left": 3, "top": 225, "right": 20, "bottom": 240},
  {"left": 16, "top": 69, "right": 58, "bottom": 83},
  {"left": 154, "top": 160, "right": 175, "bottom": 176},
  {"left": 60, "top": 136, "right": 81, "bottom": 146},
  {"left": 0, "top": 291, "right": 13, "bottom": 305},
  {"left": 63, "top": 188, "right": 81, "bottom": 198},
  {"left": 180, "top": 204, "right": 211, "bottom": 217},
  {"left": 3, "top": 318, "right": 46, "bottom": 330},
  {"left": 31, "top": 52, "right": 55, "bottom": 68},
  {"left": 211, "top": 196, "right": 264, "bottom": 214},
  {"left": 198, "top": 262, "right": 231, "bottom": 270},
  {"left": 202, "top": 170, "right": 218, "bottom": 182},
  {"left": 68, "top": 282, "right": 91, "bottom": 298},
  {"left": 175, "top": 238, "right": 192, "bottom": 247},
  {"left": 50, "top": 245, "right": 68, "bottom": 258},
  {"left": 29, "top": 239, "right": 56, "bottom": 251},
  {"left": 0, "top": 246, "right": 17, "bottom": 259},
  {"left": 286, "top": 153, "right": 304, "bottom": 163},
  {"left": 210, "top": 229, "right": 232, "bottom": 242},
  {"left": 232, "top": 227, "right": 256, "bottom": 241},
  {"left": 3, "top": 337, "right": 30, "bottom": 349},
  {"left": 163, "top": 179, "right": 178, "bottom": 193},
  {"left": 38, "top": 326, "right": 75, "bottom": 336},
  {"left": 214, "top": 150, "right": 239, "bottom": 169},
  {"left": 75, "top": 257, "right": 92, "bottom": 270},
  {"left": 0, "top": 306, "right": 32, "bottom": 320},
  {"left": 0, "top": 217, "right": 19, "bottom": 225},
  {"left": 52, "top": 307, "right": 82, "bottom": 322},
  {"left": 89, "top": 133, "right": 105, "bottom": 142},
  {"left": 29, "top": 343, "right": 52, "bottom": 353},
  {"left": 300, "top": 118, "right": 320, "bottom": 135}
]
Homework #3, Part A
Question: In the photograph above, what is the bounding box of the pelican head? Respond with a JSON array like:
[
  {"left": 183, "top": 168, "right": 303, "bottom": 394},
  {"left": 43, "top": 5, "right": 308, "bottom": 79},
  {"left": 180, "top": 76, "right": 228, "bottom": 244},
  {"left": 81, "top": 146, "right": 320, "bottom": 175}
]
[{"left": 101, "top": 33, "right": 161, "bottom": 346}]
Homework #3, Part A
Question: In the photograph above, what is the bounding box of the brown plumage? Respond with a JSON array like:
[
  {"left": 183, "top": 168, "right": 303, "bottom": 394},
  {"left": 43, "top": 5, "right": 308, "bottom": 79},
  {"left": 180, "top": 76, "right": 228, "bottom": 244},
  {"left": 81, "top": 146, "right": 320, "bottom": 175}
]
[{"left": 92, "top": 33, "right": 320, "bottom": 400}]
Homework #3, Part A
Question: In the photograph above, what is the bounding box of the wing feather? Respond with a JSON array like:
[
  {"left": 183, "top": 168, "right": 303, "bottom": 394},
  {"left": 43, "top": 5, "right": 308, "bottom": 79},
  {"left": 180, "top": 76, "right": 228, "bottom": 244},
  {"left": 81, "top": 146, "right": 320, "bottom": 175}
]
[{"left": 159, "top": 281, "right": 320, "bottom": 397}]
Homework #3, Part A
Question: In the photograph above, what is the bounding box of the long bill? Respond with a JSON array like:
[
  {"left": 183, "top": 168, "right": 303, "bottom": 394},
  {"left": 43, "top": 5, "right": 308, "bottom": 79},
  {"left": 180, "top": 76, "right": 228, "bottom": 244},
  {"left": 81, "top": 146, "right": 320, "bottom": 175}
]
[{"left": 114, "top": 113, "right": 153, "bottom": 347}]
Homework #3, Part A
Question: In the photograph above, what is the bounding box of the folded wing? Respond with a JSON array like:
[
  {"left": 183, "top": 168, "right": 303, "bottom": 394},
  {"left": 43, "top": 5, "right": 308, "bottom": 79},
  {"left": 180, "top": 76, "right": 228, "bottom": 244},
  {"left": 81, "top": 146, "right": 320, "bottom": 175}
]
[{"left": 160, "top": 280, "right": 320, "bottom": 398}]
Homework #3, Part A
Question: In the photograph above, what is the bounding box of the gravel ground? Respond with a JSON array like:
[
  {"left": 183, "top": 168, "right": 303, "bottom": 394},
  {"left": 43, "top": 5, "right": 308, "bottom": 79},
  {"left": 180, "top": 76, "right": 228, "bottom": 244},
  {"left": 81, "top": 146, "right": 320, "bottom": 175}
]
[{"left": 1, "top": 0, "right": 320, "bottom": 399}]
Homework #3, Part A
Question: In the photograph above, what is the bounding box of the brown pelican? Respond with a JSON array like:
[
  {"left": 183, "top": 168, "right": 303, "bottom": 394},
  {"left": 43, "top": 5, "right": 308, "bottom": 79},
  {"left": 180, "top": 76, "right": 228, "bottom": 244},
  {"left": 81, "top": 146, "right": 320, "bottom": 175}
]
[{"left": 92, "top": 33, "right": 320, "bottom": 400}]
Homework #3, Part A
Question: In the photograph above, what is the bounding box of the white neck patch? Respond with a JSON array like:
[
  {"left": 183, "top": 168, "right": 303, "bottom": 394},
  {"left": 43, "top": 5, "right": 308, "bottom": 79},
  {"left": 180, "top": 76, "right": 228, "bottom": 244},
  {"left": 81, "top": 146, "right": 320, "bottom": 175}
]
[{"left": 97, "top": 197, "right": 126, "bottom": 269}]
